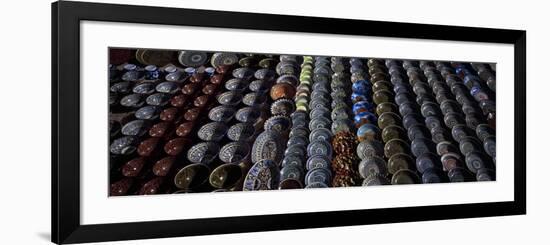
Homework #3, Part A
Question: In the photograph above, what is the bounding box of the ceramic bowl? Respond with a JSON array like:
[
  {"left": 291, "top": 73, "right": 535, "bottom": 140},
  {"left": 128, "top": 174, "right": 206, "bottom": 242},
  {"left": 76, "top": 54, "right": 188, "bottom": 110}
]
[
  {"left": 232, "top": 67, "right": 255, "bottom": 80},
  {"left": 235, "top": 106, "right": 261, "bottom": 123},
  {"left": 209, "top": 163, "right": 243, "bottom": 189},
  {"left": 132, "top": 82, "right": 156, "bottom": 94},
  {"left": 306, "top": 154, "right": 331, "bottom": 171},
  {"left": 269, "top": 83, "right": 296, "bottom": 100},
  {"left": 309, "top": 128, "right": 332, "bottom": 142},
  {"left": 373, "top": 89, "right": 394, "bottom": 105},
  {"left": 359, "top": 156, "right": 388, "bottom": 179},
  {"left": 387, "top": 153, "right": 415, "bottom": 174},
  {"left": 276, "top": 74, "right": 299, "bottom": 86},
  {"left": 135, "top": 105, "right": 161, "bottom": 120},
  {"left": 164, "top": 137, "right": 191, "bottom": 156},
  {"left": 178, "top": 51, "right": 208, "bottom": 67},
  {"left": 391, "top": 169, "right": 420, "bottom": 184},
  {"left": 251, "top": 130, "right": 285, "bottom": 164},
  {"left": 377, "top": 112, "right": 401, "bottom": 129},
  {"left": 278, "top": 178, "right": 303, "bottom": 189},
  {"left": 384, "top": 138, "right": 410, "bottom": 159},
  {"left": 306, "top": 140, "right": 333, "bottom": 159},
  {"left": 254, "top": 68, "right": 276, "bottom": 80},
  {"left": 216, "top": 91, "right": 243, "bottom": 106},
  {"left": 197, "top": 122, "right": 228, "bottom": 142},
  {"left": 281, "top": 154, "right": 305, "bottom": 169},
  {"left": 208, "top": 105, "right": 236, "bottom": 123},
  {"left": 242, "top": 92, "right": 267, "bottom": 106},
  {"left": 219, "top": 142, "right": 251, "bottom": 164},
  {"left": 120, "top": 94, "right": 144, "bottom": 108},
  {"left": 352, "top": 80, "right": 371, "bottom": 94},
  {"left": 355, "top": 120, "right": 379, "bottom": 140},
  {"left": 356, "top": 140, "right": 384, "bottom": 160},
  {"left": 210, "top": 52, "right": 238, "bottom": 68},
  {"left": 304, "top": 167, "right": 332, "bottom": 186},
  {"left": 186, "top": 142, "right": 220, "bottom": 165},
  {"left": 238, "top": 56, "right": 257, "bottom": 67},
  {"left": 165, "top": 71, "right": 183, "bottom": 82},
  {"left": 225, "top": 78, "right": 249, "bottom": 92},
  {"left": 174, "top": 163, "right": 211, "bottom": 190},
  {"left": 110, "top": 136, "right": 139, "bottom": 155},
  {"left": 415, "top": 152, "right": 440, "bottom": 174},
  {"left": 121, "top": 120, "right": 150, "bottom": 136},
  {"left": 280, "top": 165, "right": 303, "bottom": 182},
  {"left": 227, "top": 123, "right": 256, "bottom": 142},
  {"left": 242, "top": 159, "right": 280, "bottom": 191},
  {"left": 270, "top": 99, "right": 295, "bottom": 116},
  {"left": 145, "top": 93, "right": 171, "bottom": 106},
  {"left": 249, "top": 79, "right": 271, "bottom": 94},
  {"left": 352, "top": 101, "right": 375, "bottom": 115},
  {"left": 110, "top": 81, "right": 132, "bottom": 94},
  {"left": 121, "top": 70, "right": 140, "bottom": 81},
  {"left": 264, "top": 115, "right": 292, "bottom": 134}
]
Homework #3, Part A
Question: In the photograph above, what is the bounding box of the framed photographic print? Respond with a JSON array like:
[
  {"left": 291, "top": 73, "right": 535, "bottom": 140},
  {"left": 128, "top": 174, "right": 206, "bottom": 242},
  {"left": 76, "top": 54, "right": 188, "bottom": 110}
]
[{"left": 52, "top": 1, "right": 526, "bottom": 244}]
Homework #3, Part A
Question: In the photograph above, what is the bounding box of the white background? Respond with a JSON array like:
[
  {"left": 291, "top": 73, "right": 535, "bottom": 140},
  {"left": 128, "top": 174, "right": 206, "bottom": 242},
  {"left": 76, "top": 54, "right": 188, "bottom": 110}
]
[
  {"left": 81, "top": 21, "right": 514, "bottom": 224},
  {"left": 0, "top": 0, "right": 546, "bottom": 244}
]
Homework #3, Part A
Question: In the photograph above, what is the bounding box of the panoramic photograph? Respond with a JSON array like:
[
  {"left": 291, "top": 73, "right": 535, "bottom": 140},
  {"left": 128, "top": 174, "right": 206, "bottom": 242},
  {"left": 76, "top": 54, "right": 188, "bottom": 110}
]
[{"left": 108, "top": 48, "right": 496, "bottom": 196}]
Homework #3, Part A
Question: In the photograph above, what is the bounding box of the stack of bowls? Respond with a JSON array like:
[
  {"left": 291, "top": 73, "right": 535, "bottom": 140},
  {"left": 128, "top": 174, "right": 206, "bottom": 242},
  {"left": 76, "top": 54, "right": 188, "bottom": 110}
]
[
  {"left": 330, "top": 57, "right": 360, "bottom": 187},
  {"left": 471, "top": 63, "right": 496, "bottom": 93},
  {"left": 110, "top": 53, "right": 227, "bottom": 195},
  {"left": 303, "top": 56, "right": 334, "bottom": 188},
  {"left": 381, "top": 60, "right": 423, "bottom": 185},
  {"left": 350, "top": 59, "right": 387, "bottom": 186},
  {"left": 401, "top": 61, "right": 448, "bottom": 183},
  {"left": 244, "top": 55, "right": 300, "bottom": 191},
  {"left": 279, "top": 56, "right": 313, "bottom": 189},
  {"left": 436, "top": 62, "right": 495, "bottom": 181},
  {"left": 172, "top": 55, "right": 238, "bottom": 193}
]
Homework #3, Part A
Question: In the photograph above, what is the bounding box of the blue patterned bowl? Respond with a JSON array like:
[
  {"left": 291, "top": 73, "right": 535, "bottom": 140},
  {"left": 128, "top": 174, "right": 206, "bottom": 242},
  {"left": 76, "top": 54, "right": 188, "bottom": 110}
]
[
  {"left": 354, "top": 111, "right": 377, "bottom": 127},
  {"left": 356, "top": 123, "right": 380, "bottom": 142},
  {"left": 352, "top": 80, "right": 371, "bottom": 94},
  {"left": 351, "top": 92, "right": 368, "bottom": 103},
  {"left": 352, "top": 101, "right": 374, "bottom": 114}
]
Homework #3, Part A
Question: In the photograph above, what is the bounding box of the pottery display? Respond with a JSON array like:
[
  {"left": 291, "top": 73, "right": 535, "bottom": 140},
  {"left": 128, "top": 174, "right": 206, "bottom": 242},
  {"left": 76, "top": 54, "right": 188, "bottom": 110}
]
[{"left": 108, "top": 48, "right": 496, "bottom": 196}]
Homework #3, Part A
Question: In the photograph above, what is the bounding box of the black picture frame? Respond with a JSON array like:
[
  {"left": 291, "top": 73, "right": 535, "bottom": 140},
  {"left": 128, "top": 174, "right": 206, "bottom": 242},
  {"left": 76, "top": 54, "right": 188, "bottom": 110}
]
[{"left": 52, "top": 1, "right": 526, "bottom": 244}]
